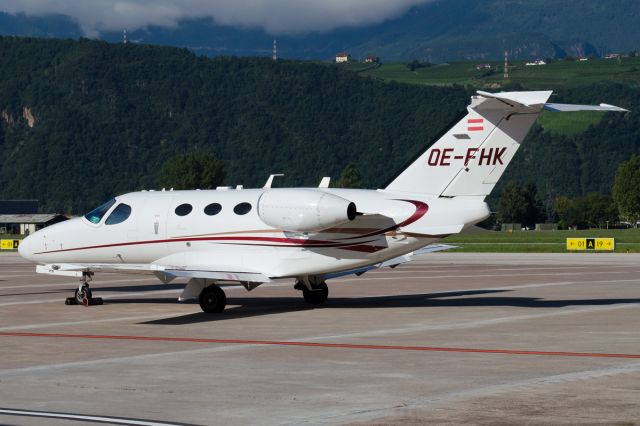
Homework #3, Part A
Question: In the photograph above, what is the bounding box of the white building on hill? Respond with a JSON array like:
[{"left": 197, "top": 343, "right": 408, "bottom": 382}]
[{"left": 335, "top": 53, "right": 350, "bottom": 63}]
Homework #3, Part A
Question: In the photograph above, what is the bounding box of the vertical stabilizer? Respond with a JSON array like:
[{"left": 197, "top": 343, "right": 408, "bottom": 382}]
[{"left": 385, "top": 91, "right": 553, "bottom": 197}]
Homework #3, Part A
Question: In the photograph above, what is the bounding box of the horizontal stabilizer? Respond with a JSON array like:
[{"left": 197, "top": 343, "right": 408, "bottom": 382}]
[
  {"left": 544, "top": 103, "right": 629, "bottom": 112},
  {"left": 476, "top": 90, "right": 553, "bottom": 108}
]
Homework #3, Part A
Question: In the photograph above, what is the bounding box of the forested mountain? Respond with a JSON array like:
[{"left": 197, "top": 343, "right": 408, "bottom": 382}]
[
  {"left": 0, "top": 37, "right": 637, "bottom": 214},
  {"left": 499, "top": 84, "right": 640, "bottom": 212},
  {"left": 0, "top": 37, "right": 468, "bottom": 213},
  {"left": 1, "top": 0, "right": 640, "bottom": 61}
]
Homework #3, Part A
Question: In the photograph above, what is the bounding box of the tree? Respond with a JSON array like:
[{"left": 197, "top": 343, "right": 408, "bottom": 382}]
[
  {"left": 582, "top": 192, "right": 618, "bottom": 228},
  {"left": 335, "top": 164, "right": 364, "bottom": 188},
  {"left": 158, "top": 152, "right": 225, "bottom": 190},
  {"left": 555, "top": 192, "right": 619, "bottom": 229},
  {"left": 613, "top": 155, "right": 640, "bottom": 227},
  {"left": 496, "top": 182, "right": 543, "bottom": 227},
  {"left": 555, "top": 196, "right": 583, "bottom": 229}
]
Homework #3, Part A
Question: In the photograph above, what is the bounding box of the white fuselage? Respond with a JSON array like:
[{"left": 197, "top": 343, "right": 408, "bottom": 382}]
[{"left": 19, "top": 188, "right": 490, "bottom": 279}]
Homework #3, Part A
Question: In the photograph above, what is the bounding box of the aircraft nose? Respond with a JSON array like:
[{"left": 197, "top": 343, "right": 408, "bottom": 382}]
[{"left": 18, "top": 234, "right": 37, "bottom": 262}]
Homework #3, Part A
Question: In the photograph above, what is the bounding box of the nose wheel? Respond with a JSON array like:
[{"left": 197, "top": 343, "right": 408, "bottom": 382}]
[{"left": 65, "top": 273, "right": 103, "bottom": 306}]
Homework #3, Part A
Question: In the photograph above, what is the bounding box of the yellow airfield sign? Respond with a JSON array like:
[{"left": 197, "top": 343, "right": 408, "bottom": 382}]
[
  {"left": 566, "top": 238, "right": 615, "bottom": 251},
  {"left": 0, "top": 239, "right": 22, "bottom": 250}
]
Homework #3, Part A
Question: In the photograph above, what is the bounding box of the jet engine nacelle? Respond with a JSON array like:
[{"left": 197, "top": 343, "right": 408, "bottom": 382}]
[{"left": 257, "top": 189, "right": 357, "bottom": 233}]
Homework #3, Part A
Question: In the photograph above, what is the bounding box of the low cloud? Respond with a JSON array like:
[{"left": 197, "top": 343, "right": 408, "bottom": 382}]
[{"left": 0, "top": 0, "right": 433, "bottom": 36}]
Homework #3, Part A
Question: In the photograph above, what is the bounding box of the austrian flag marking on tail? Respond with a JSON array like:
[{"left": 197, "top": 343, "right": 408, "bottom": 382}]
[{"left": 467, "top": 118, "right": 484, "bottom": 132}]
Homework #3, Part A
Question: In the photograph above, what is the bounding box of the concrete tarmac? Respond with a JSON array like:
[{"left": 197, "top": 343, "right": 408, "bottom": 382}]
[{"left": 0, "top": 252, "right": 639, "bottom": 425}]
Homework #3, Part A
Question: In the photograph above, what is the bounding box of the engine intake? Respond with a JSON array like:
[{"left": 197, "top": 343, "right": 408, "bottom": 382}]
[{"left": 258, "top": 189, "right": 357, "bottom": 233}]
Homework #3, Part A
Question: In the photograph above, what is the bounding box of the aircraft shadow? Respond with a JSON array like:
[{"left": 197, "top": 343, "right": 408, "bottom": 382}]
[
  {"left": 0, "top": 289, "right": 75, "bottom": 297},
  {"left": 136, "top": 289, "right": 640, "bottom": 324}
]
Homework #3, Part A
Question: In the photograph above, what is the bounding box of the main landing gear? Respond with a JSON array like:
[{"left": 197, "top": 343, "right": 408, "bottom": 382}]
[
  {"left": 199, "top": 283, "right": 227, "bottom": 313},
  {"left": 295, "top": 277, "right": 329, "bottom": 305},
  {"left": 65, "top": 272, "right": 103, "bottom": 306}
]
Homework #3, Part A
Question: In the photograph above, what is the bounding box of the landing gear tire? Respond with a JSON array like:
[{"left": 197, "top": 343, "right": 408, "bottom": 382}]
[
  {"left": 302, "top": 281, "right": 328, "bottom": 305},
  {"left": 65, "top": 278, "right": 103, "bottom": 306},
  {"left": 199, "top": 284, "right": 227, "bottom": 313},
  {"left": 75, "top": 285, "right": 92, "bottom": 306}
]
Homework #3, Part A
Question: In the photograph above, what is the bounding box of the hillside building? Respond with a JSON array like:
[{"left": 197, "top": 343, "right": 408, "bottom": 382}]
[
  {"left": 364, "top": 55, "right": 379, "bottom": 63},
  {"left": 335, "top": 53, "right": 350, "bottom": 63}
]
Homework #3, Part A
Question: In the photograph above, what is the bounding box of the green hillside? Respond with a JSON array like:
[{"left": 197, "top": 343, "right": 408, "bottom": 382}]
[
  {"left": 0, "top": 37, "right": 638, "bottom": 216},
  {"left": 355, "top": 57, "right": 640, "bottom": 90}
]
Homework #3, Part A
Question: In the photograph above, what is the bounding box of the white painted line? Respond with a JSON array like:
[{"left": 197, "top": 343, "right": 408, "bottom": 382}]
[
  {"left": 0, "top": 312, "right": 191, "bottom": 332},
  {"left": 337, "top": 270, "right": 640, "bottom": 282},
  {"left": 0, "top": 280, "right": 279, "bottom": 307},
  {"left": 0, "top": 289, "right": 181, "bottom": 307},
  {"left": 369, "top": 265, "right": 636, "bottom": 274},
  {"left": 0, "top": 277, "right": 160, "bottom": 290},
  {"left": 453, "top": 277, "right": 640, "bottom": 293},
  {"left": 305, "top": 361, "right": 640, "bottom": 425},
  {"left": 0, "top": 408, "right": 183, "bottom": 426},
  {"left": 1, "top": 292, "right": 639, "bottom": 379}
]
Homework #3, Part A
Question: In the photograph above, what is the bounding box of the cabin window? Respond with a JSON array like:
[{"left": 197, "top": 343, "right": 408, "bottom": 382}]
[
  {"left": 204, "top": 203, "right": 222, "bottom": 216},
  {"left": 105, "top": 203, "right": 132, "bottom": 225},
  {"left": 175, "top": 203, "right": 193, "bottom": 216},
  {"left": 233, "top": 202, "right": 252, "bottom": 215},
  {"left": 84, "top": 199, "right": 116, "bottom": 224}
]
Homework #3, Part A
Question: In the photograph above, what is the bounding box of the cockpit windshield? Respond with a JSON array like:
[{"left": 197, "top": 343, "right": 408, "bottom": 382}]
[{"left": 84, "top": 199, "right": 116, "bottom": 224}]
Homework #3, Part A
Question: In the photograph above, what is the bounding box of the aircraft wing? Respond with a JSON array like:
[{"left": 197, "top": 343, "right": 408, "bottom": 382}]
[
  {"left": 36, "top": 263, "right": 272, "bottom": 283},
  {"left": 324, "top": 243, "right": 458, "bottom": 280}
]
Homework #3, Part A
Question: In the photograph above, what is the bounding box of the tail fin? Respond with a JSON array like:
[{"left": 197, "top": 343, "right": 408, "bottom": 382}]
[
  {"left": 385, "top": 90, "right": 628, "bottom": 197},
  {"left": 385, "top": 91, "right": 553, "bottom": 197}
]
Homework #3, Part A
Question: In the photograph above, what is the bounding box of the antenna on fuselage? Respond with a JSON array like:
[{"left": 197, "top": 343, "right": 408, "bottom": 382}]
[
  {"left": 318, "top": 177, "right": 331, "bottom": 188},
  {"left": 263, "top": 174, "right": 284, "bottom": 189}
]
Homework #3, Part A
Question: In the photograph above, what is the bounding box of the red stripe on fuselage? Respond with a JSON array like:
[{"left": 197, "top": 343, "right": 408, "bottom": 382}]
[
  {"left": 33, "top": 236, "right": 362, "bottom": 255},
  {"left": 33, "top": 200, "right": 428, "bottom": 255}
]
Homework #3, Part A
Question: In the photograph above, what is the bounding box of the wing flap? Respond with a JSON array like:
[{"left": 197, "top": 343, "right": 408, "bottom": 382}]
[{"left": 164, "top": 269, "right": 272, "bottom": 283}]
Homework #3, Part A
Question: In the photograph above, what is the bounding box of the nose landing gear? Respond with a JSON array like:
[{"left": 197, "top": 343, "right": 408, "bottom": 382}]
[{"left": 65, "top": 272, "right": 103, "bottom": 306}]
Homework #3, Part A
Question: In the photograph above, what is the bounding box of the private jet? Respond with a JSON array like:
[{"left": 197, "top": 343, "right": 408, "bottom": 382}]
[{"left": 18, "top": 90, "right": 627, "bottom": 313}]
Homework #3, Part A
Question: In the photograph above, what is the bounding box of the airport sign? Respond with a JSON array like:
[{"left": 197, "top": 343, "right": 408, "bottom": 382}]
[
  {"left": 566, "top": 238, "right": 615, "bottom": 251},
  {"left": 0, "top": 239, "right": 22, "bottom": 250}
]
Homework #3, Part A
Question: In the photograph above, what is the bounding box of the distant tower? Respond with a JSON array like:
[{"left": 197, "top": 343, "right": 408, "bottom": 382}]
[
  {"left": 503, "top": 50, "right": 509, "bottom": 80},
  {"left": 123, "top": 29, "right": 128, "bottom": 44},
  {"left": 272, "top": 39, "right": 277, "bottom": 61}
]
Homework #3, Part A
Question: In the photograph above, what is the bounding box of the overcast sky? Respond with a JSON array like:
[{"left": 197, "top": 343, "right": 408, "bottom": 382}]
[{"left": 0, "top": 0, "right": 433, "bottom": 36}]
